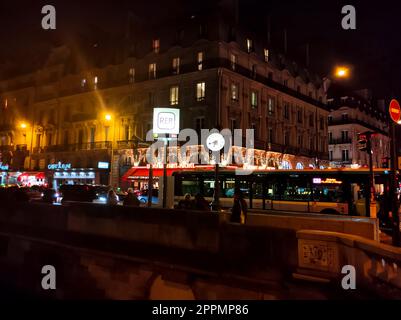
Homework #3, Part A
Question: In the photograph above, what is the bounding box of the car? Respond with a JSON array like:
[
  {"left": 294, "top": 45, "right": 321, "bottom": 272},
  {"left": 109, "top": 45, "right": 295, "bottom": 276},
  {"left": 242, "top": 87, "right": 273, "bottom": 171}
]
[
  {"left": 59, "top": 184, "right": 98, "bottom": 203},
  {"left": 137, "top": 189, "right": 159, "bottom": 205}
]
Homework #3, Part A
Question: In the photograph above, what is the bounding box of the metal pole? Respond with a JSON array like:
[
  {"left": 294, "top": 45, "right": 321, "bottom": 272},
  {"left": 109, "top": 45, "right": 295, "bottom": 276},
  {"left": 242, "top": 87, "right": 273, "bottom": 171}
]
[
  {"left": 148, "top": 163, "right": 153, "bottom": 208},
  {"left": 390, "top": 121, "right": 400, "bottom": 246},
  {"left": 162, "top": 137, "right": 168, "bottom": 208},
  {"left": 367, "top": 135, "right": 376, "bottom": 218}
]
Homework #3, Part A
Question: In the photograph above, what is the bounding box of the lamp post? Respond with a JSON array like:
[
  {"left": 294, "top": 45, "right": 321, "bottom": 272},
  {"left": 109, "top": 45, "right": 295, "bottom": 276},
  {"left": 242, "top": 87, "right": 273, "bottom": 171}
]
[{"left": 104, "top": 113, "right": 114, "bottom": 187}]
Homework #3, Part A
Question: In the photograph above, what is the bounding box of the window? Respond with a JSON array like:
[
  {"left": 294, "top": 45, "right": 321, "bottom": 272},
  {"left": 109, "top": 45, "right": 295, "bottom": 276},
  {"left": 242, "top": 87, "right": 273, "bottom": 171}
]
[
  {"left": 199, "top": 23, "right": 207, "bottom": 37},
  {"left": 47, "top": 133, "right": 52, "bottom": 146},
  {"left": 264, "top": 49, "right": 269, "bottom": 62},
  {"left": 94, "top": 76, "right": 98, "bottom": 90},
  {"left": 81, "top": 78, "right": 87, "bottom": 88},
  {"left": 297, "top": 108, "right": 303, "bottom": 123},
  {"left": 269, "top": 128, "right": 274, "bottom": 143},
  {"left": 283, "top": 102, "right": 290, "bottom": 120},
  {"left": 250, "top": 91, "right": 258, "bottom": 109},
  {"left": 36, "top": 134, "right": 41, "bottom": 148},
  {"left": 341, "top": 130, "right": 349, "bottom": 142},
  {"left": 284, "top": 132, "right": 289, "bottom": 145},
  {"left": 195, "top": 117, "right": 205, "bottom": 133},
  {"left": 197, "top": 52, "right": 204, "bottom": 71},
  {"left": 78, "top": 129, "right": 84, "bottom": 145},
  {"left": 297, "top": 85, "right": 301, "bottom": 93},
  {"left": 230, "top": 54, "right": 237, "bottom": 70},
  {"left": 329, "top": 150, "right": 334, "bottom": 161},
  {"left": 320, "top": 116, "right": 324, "bottom": 130},
  {"left": 308, "top": 91, "right": 313, "bottom": 98},
  {"left": 342, "top": 113, "right": 349, "bottom": 121},
  {"left": 268, "top": 97, "right": 275, "bottom": 115},
  {"left": 251, "top": 123, "right": 258, "bottom": 139},
  {"left": 170, "top": 86, "right": 179, "bottom": 105},
  {"left": 298, "top": 135, "right": 303, "bottom": 147},
  {"left": 63, "top": 131, "right": 69, "bottom": 145},
  {"left": 284, "top": 79, "right": 288, "bottom": 87},
  {"left": 268, "top": 72, "right": 273, "bottom": 80},
  {"left": 231, "top": 83, "right": 239, "bottom": 102},
  {"left": 172, "top": 57, "right": 180, "bottom": 74},
  {"left": 328, "top": 115, "right": 333, "bottom": 124},
  {"left": 251, "top": 65, "right": 257, "bottom": 79},
  {"left": 246, "top": 38, "right": 253, "bottom": 53},
  {"left": 342, "top": 149, "right": 349, "bottom": 162},
  {"left": 90, "top": 127, "right": 96, "bottom": 144},
  {"left": 149, "top": 63, "right": 157, "bottom": 79},
  {"left": 152, "top": 39, "right": 160, "bottom": 53},
  {"left": 124, "top": 125, "right": 130, "bottom": 141},
  {"left": 196, "top": 82, "right": 206, "bottom": 101},
  {"left": 129, "top": 67, "right": 135, "bottom": 83},
  {"left": 230, "top": 119, "right": 237, "bottom": 132},
  {"left": 310, "top": 137, "right": 314, "bottom": 150},
  {"left": 328, "top": 132, "right": 333, "bottom": 144},
  {"left": 309, "top": 113, "right": 315, "bottom": 127}
]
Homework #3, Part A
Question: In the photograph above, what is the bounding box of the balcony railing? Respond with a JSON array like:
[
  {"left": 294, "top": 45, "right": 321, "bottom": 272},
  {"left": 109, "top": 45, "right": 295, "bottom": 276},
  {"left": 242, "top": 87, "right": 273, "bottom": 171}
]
[
  {"left": 42, "top": 141, "right": 112, "bottom": 153},
  {"left": 329, "top": 138, "right": 352, "bottom": 145},
  {"left": 328, "top": 118, "right": 388, "bottom": 136}
]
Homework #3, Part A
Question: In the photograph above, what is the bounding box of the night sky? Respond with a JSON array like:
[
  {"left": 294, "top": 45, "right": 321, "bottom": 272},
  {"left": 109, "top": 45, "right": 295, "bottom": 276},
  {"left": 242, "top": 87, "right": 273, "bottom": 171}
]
[{"left": 0, "top": 0, "right": 401, "bottom": 99}]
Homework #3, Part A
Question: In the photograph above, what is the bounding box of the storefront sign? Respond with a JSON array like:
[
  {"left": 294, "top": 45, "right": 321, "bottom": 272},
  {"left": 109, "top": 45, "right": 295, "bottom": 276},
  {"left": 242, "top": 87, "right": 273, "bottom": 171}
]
[
  {"left": 98, "top": 161, "right": 110, "bottom": 169},
  {"left": 313, "top": 178, "right": 342, "bottom": 185},
  {"left": 153, "top": 108, "right": 180, "bottom": 135},
  {"left": 47, "top": 162, "right": 72, "bottom": 170}
]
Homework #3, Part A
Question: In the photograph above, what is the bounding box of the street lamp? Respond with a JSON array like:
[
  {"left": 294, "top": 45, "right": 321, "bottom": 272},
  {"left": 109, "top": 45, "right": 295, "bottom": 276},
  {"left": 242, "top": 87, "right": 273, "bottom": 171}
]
[
  {"left": 334, "top": 66, "right": 350, "bottom": 79},
  {"left": 104, "top": 113, "right": 114, "bottom": 187}
]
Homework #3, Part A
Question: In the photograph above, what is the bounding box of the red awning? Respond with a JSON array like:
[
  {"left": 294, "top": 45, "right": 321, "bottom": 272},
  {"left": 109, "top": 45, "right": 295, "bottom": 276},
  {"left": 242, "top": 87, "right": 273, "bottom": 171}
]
[{"left": 122, "top": 166, "right": 215, "bottom": 181}]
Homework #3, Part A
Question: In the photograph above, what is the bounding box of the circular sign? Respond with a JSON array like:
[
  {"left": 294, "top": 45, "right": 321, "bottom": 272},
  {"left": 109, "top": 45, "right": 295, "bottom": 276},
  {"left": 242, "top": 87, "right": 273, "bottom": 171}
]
[
  {"left": 206, "top": 133, "right": 225, "bottom": 152},
  {"left": 389, "top": 99, "right": 401, "bottom": 124}
]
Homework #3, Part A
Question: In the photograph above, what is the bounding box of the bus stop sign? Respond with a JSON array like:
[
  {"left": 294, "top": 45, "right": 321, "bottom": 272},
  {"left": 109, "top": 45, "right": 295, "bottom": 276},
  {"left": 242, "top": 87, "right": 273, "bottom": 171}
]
[{"left": 390, "top": 99, "right": 401, "bottom": 124}]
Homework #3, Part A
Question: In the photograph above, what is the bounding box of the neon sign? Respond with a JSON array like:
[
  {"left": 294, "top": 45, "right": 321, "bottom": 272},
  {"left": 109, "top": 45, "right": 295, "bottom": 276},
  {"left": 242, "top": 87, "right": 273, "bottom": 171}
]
[{"left": 47, "top": 162, "right": 72, "bottom": 170}]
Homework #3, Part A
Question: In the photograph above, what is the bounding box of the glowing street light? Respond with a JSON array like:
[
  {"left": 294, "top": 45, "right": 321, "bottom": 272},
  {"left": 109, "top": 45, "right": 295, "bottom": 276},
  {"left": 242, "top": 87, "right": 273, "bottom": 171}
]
[
  {"left": 105, "top": 114, "right": 112, "bottom": 122},
  {"left": 335, "top": 66, "right": 349, "bottom": 78},
  {"left": 19, "top": 122, "right": 27, "bottom": 129}
]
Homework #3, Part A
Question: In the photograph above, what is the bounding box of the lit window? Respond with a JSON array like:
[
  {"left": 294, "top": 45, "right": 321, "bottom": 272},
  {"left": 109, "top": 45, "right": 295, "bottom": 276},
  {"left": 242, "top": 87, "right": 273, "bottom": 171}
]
[
  {"left": 231, "top": 83, "right": 238, "bottom": 102},
  {"left": 268, "top": 97, "right": 275, "bottom": 115},
  {"left": 246, "top": 38, "right": 253, "bottom": 53},
  {"left": 264, "top": 49, "right": 269, "bottom": 62},
  {"left": 230, "top": 54, "right": 237, "bottom": 70},
  {"left": 250, "top": 91, "right": 258, "bottom": 109},
  {"left": 170, "top": 86, "right": 179, "bottom": 105},
  {"left": 152, "top": 39, "right": 160, "bottom": 53},
  {"left": 94, "top": 76, "right": 98, "bottom": 90},
  {"left": 149, "top": 63, "right": 157, "bottom": 79},
  {"left": 81, "top": 78, "right": 87, "bottom": 88},
  {"left": 342, "top": 149, "right": 349, "bottom": 162},
  {"left": 172, "top": 57, "right": 180, "bottom": 74},
  {"left": 197, "top": 52, "right": 204, "bottom": 71},
  {"left": 129, "top": 67, "right": 135, "bottom": 83},
  {"left": 196, "top": 82, "right": 206, "bottom": 101}
]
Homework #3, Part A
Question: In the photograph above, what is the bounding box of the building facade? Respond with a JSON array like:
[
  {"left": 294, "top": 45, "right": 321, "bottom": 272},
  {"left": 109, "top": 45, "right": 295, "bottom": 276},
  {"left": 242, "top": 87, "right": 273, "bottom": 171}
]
[
  {"left": 327, "top": 90, "right": 390, "bottom": 168},
  {"left": 0, "top": 9, "right": 329, "bottom": 188}
]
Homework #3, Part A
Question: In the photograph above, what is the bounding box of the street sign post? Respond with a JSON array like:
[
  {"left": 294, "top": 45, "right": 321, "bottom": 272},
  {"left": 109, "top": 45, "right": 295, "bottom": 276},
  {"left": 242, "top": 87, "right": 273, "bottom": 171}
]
[
  {"left": 389, "top": 99, "right": 401, "bottom": 246},
  {"left": 390, "top": 99, "right": 401, "bottom": 124}
]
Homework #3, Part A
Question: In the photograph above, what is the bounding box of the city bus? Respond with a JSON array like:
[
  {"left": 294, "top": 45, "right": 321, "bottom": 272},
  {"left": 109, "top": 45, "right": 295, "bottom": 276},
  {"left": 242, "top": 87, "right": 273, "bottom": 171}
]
[{"left": 171, "top": 168, "right": 391, "bottom": 216}]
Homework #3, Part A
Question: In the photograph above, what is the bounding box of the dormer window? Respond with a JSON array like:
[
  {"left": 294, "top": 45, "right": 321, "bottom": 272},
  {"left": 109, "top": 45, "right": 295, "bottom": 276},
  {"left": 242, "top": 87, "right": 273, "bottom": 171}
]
[{"left": 246, "top": 38, "right": 253, "bottom": 53}]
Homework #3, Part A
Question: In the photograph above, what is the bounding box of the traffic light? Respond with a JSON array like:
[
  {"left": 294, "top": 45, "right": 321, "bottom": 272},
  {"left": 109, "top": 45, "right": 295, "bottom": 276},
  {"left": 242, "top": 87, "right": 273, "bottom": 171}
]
[
  {"left": 357, "top": 132, "right": 373, "bottom": 154},
  {"left": 357, "top": 134, "right": 368, "bottom": 152}
]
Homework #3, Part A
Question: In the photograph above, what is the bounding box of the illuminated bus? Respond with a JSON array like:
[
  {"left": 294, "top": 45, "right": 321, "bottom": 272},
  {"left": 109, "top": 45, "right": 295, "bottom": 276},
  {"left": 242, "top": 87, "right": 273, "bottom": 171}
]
[{"left": 172, "top": 168, "right": 390, "bottom": 216}]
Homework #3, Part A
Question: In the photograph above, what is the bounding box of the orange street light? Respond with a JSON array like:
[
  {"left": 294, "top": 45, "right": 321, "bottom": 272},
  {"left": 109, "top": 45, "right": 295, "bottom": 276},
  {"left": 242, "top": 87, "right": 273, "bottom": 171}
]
[
  {"left": 19, "top": 122, "right": 28, "bottom": 129},
  {"left": 105, "top": 114, "right": 112, "bottom": 122},
  {"left": 334, "top": 66, "right": 349, "bottom": 78}
]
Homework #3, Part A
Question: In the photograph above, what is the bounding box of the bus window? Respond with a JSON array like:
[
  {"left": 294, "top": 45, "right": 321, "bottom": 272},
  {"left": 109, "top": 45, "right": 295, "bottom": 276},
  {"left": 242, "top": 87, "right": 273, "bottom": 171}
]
[
  {"left": 282, "top": 177, "right": 311, "bottom": 201},
  {"left": 236, "top": 180, "right": 250, "bottom": 199},
  {"left": 222, "top": 178, "right": 236, "bottom": 198}
]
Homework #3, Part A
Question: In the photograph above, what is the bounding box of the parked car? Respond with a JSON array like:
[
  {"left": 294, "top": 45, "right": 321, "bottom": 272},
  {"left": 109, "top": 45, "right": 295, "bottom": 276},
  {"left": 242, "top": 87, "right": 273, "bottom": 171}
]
[{"left": 59, "top": 184, "right": 98, "bottom": 204}]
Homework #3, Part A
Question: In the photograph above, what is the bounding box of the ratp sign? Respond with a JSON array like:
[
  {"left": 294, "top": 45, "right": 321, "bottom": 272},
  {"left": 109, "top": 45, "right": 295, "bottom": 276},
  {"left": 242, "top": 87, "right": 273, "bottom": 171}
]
[{"left": 153, "top": 108, "right": 180, "bottom": 135}]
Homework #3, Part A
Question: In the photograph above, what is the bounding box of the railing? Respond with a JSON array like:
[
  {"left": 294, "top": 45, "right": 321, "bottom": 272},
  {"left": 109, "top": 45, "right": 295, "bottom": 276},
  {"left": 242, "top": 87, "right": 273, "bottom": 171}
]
[
  {"left": 328, "top": 118, "right": 388, "bottom": 136},
  {"left": 329, "top": 138, "right": 352, "bottom": 145},
  {"left": 42, "top": 141, "right": 112, "bottom": 153}
]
